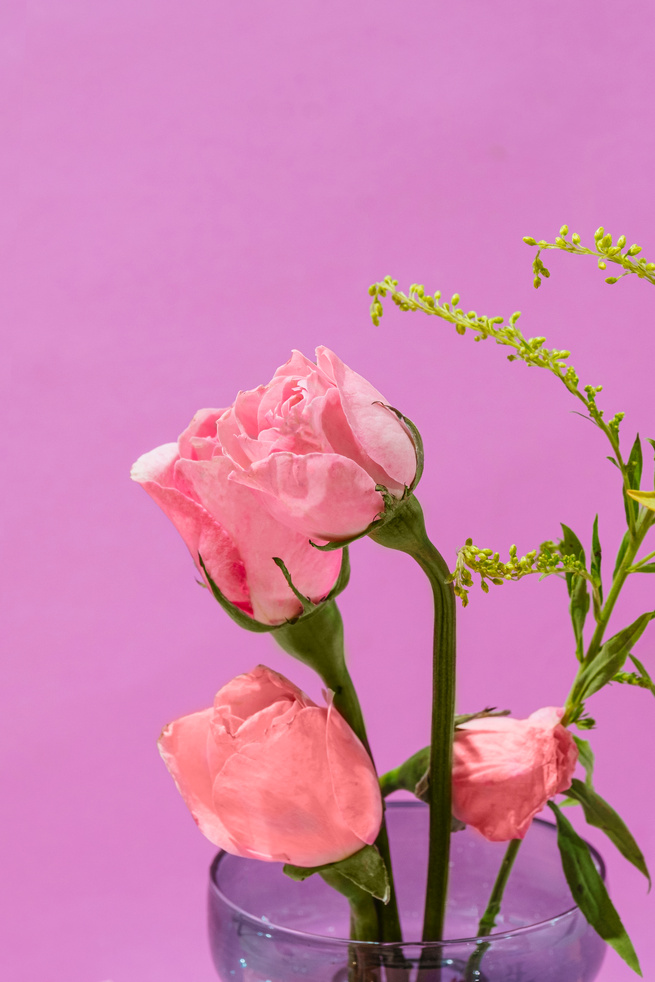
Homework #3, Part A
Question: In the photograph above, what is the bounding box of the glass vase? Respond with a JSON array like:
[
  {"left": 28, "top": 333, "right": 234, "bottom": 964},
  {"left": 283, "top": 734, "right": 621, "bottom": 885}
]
[{"left": 207, "top": 801, "right": 606, "bottom": 982}]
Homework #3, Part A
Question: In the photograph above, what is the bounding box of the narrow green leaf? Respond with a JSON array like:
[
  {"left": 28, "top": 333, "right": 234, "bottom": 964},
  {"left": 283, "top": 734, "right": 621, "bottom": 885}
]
[
  {"left": 548, "top": 802, "right": 642, "bottom": 975},
  {"left": 591, "top": 515, "right": 603, "bottom": 607},
  {"left": 284, "top": 844, "right": 390, "bottom": 903},
  {"left": 566, "top": 779, "right": 651, "bottom": 888},
  {"left": 624, "top": 434, "right": 643, "bottom": 526},
  {"left": 578, "top": 611, "right": 655, "bottom": 700},
  {"left": 613, "top": 530, "right": 632, "bottom": 582},
  {"left": 633, "top": 563, "right": 655, "bottom": 573},
  {"left": 560, "top": 524, "right": 590, "bottom": 658},
  {"left": 627, "top": 490, "right": 655, "bottom": 513},
  {"left": 629, "top": 654, "right": 655, "bottom": 699},
  {"left": 199, "top": 555, "right": 275, "bottom": 633},
  {"left": 573, "top": 735, "right": 595, "bottom": 787}
]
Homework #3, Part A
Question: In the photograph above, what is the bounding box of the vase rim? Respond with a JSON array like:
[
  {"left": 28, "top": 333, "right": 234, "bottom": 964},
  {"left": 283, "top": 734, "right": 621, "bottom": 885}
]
[{"left": 208, "top": 800, "right": 606, "bottom": 949}]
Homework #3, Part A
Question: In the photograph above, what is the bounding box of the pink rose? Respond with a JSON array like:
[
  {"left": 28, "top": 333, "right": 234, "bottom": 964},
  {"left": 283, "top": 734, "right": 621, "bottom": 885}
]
[
  {"left": 131, "top": 412, "right": 343, "bottom": 626},
  {"left": 217, "top": 347, "right": 417, "bottom": 540},
  {"left": 158, "top": 665, "right": 383, "bottom": 866},
  {"left": 452, "top": 707, "right": 578, "bottom": 842}
]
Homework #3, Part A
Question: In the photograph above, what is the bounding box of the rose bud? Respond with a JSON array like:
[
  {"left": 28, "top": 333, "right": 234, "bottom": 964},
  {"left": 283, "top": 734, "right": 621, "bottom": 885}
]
[
  {"left": 131, "top": 411, "right": 343, "bottom": 625},
  {"left": 220, "top": 347, "right": 418, "bottom": 541},
  {"left": 452, "top": 707, "right": 578, "bottom": 842},
  {"left": 158, "top": 665, "right": 383, "bottom": 867}
]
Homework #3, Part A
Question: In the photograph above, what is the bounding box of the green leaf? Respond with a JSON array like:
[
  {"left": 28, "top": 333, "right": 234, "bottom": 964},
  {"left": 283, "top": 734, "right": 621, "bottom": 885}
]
[
  {"left": 572, "top": 735, "right": 595, "bottom": 788},
  {"left": 560, "top": 524, "right": 590, "bottom": 658},
  {"left": 591, "top": 515, "right": 603, "bottom": 607},
  {"left": 283, "top": 844, "right": 390, "bottom": 903},
  {"left": 624, "top": 434, "right": 643, "bottom": 526},
  {"left": 629, "top": 654, "right": 655, "bottom": 698},
  {"left": 199, "top": 555, "right": 275, "bottom": 633},
  {"left": 627, "top": 490, "right": 655, "bottom": 513},
  {"left": 566, "top": 779, "right": 651, "bottom": 888},
  {"left": 548, "top": 801, "right": 642, "bottom": 975},
  {"left": 577, "top": 611, "right": 655, "bottom": 700},
  {"left": 613, "top": 530, "right": 632, "bottom": 582},
  {"left": 632, "top": 563, "right": 655, "bottom": 573}
]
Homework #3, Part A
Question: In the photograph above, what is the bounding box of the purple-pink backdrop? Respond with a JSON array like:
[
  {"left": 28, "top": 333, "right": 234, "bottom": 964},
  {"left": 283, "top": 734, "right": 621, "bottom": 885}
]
[{"left": 3, "top": 2, "right": 655, "bottom": 980}]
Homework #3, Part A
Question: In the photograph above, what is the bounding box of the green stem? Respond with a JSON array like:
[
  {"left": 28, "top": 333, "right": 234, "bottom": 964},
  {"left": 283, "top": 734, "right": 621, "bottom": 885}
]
[
  {"left": 464, "top": 839, "right": 522, "bottom": 981},
  {"left": 275, "top": 600, "right": 403, "bottom": 943},
  {"left": 370, "top": 494, "right": 457, "bottom": 942}
]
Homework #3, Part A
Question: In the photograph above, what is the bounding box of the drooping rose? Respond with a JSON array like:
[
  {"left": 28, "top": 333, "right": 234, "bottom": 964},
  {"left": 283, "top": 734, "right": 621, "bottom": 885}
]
[
  {"left": 131, "top": 410, "right": 343, "bottom": 626},
  {"left": 218, "top": 347, "right": 417, "bottom": 540},
  {"left": 452, "top": 707, "right": 578, "bottom": 842},
  {"left": 158, "top": 665, "right": 383, "bottom": 867}
]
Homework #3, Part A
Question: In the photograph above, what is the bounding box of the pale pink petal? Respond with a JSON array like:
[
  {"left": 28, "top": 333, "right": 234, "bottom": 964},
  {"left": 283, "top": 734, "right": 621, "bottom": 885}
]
[
  {"left": 325, "top": 700, "right": 382, "bottom": 845},
  {"left": 177, "top": 457, "right": 342, "bottom": 623},
  {"left": 316, "top": 346, "right": 416, "bottom": 490},
  {"left": 214, "top": 664, "right": 314, "bottom": 722},
  {"left": 229, "top": 452, "right": 383, "bottom": 541},
  {"left": 158, "top": 708, "right": 239, "bottom": 852},
  {"left": 178, "top": 408, "right": 224, "bottom": 460},
  {"left": 271, "top": 349, "right": 317, "bottom": 381},
  {"left": 212, "top": 707, "right": 365, "bottom": 864},
  {"left": 131, "top": 445, "right": 251, "bottom": 611}
]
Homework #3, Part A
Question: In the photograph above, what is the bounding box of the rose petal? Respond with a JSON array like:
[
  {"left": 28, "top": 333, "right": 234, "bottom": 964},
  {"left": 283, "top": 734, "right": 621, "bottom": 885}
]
[
  {"left": 316, "top": 347, "right": 416, "bottom": 491},
  {"left": 177, "top": 456, "right": 342, "bottom": 623},
  {"left": 212, "top": 707, "right": 366, "bottom": 865},
  {"left": 131, "top": 444, "right": 251, "bottom": 611},
  {"left": 158, "top": 708, "right": 238, "bottom": 852},
  {"left": 229, "top": 452, "right": 383, "bottom": 540},
  {"left": 325, "top": 700, "right": 382, "bottom": 846}
]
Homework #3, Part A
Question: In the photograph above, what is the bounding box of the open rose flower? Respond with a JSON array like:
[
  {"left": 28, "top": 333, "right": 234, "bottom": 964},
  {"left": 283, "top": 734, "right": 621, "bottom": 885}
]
[
  {"left": 452, "top": 707, "right": 578, "bottom": 842},
  {"left": 158, "top": 665, "right": 383, "bottom": 866},
  {"left": 222, "top": 347, "right": 417, "bottom": 541}
]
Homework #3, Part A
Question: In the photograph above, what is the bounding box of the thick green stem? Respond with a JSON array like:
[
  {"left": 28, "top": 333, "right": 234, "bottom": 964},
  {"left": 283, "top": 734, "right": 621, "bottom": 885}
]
[
  {"left": 275, "top": 600, "right": 403, "bottom": 943},
  {"left": 464, "top": 838, "right": 522, "bottom": 981},
  {"left": 370, "top": 495, "right": 457, "bottom": 942}
]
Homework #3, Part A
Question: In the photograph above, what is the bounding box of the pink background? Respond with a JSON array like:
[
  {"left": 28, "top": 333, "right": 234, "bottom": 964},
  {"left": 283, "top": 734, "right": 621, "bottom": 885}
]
[{"left": 3, "top": 2, "right": 655, "bottom": 980}]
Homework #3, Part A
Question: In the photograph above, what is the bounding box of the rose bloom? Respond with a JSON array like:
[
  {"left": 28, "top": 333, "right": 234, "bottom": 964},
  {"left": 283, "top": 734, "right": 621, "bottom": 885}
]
[
  {"left": 131, "top": 347, "right": 415, "bottom": 623},
  {"left": 452, "top": 707, "right": 578, "bottom": 842},
  {"left": 158, "top": 666, "right": 383, "bottom": 867}
]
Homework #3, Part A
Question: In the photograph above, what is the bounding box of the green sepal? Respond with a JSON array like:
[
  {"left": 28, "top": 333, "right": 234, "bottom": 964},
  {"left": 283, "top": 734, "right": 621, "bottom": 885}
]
[
  {"left": 199, "top": 555, "right": 276, "bottom": 634},
  {"left": 548, "top": 801, "right": 642, "bottom": 976},
  {"left": 577, "top": 611, "right": 655, "bottom": 700},
  {"left": 591, "top": 515, "right": 603, "bottom": 609},
  {"left": 573, "top": 735, "right": 595, "bottom": 787},
  {"left": 283, "top": 844, "right": 390, "bottom": 903},
  {"left": 560, "top": 524, "right": 590, "bottom": 658},
  {"left": 625, "top": 434, "right": 643, "bottom": 526},
  {"left": 565, "top": 779, "right": 651, "bottom": 888}
]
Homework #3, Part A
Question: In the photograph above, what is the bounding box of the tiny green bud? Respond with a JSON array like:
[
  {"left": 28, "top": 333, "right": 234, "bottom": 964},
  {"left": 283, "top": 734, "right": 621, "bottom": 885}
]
[
  {"left": 559, "top": 224, "right": 569, "bottom": 236},
  {"left": 571, "top": 232, "right": 581, "bottom": 245},
  {"left": 480, "top": 581, "right": 489, "bottom": 594},
  {"left": 628, "top": 244, "right": 642, "bottom": 256},
  {"left": 598, "top": 260, "right": 606, "bottom": 270},
  {"left": 434, "top": 290, "right": 441, "bottom": 299},
  {"left": 451, "top": 293, "right": 460, "bottom": 306},
  {"left": 601, "top": 233, "right": 612, "bottom": 249},
  {"left": 533, "top": 276, "right": 541, "bottom": 289},
  {"left": 555, "top": 237, "right": 567, "bottom": 248},
  {"left": 368, "top": 284, "right": 377, "bottom": 296},
  {"left": 455, "top": 324, "right": 466, "bottom": 336},
  {"left": 594, "top": 226, "right": 604, "bottom": 240},
  {"left": 523, "top": 236, "right": 537, "bottom": 246},
  {"left": 605, "top": 276, "right": 618, "bottom": 284},
  {"left": 607, "top": 246, "right": 620, "bottom": 256},
  {"left": 416, "top": 285, "right": 425, "bottom": 298},
  {"left": 537, "top": 240, "right": 548, "bottom": 247},
  {"left": 646, "top": 263, "right": 655, "bottom": 271},
  {"left": 617, "top": 235, "right": 626, "bottom": 249}
]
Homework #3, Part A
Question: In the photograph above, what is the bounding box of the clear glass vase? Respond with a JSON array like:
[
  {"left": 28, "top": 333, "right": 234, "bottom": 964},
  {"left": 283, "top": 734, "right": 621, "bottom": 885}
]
[{"left": 207, "top": 801, "right": 606, "bottom": 982}]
